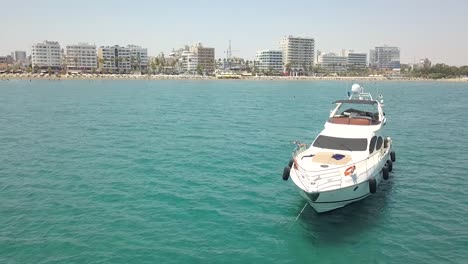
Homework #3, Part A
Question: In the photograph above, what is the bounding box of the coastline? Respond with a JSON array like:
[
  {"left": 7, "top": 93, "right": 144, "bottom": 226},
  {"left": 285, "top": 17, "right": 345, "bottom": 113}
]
[{"left": 1, "top": 73, "right": 467, "bottom": 82}]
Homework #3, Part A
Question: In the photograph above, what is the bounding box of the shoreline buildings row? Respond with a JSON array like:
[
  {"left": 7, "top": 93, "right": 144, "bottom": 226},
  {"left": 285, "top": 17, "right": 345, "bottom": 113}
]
[
  {"left": 255, "top": 36, "right": 315, "bottom": 75},
  {"left": 20, "top": 40, "right": 215, "bottom": 74},
  {"left": 254, "top": 37, "right": 400, "bottom": 75},
  {"left": 28, "top": 41, "right": 150, "bottom": 73},
  {"left": 1, "top": 37, "right": 404, "bottom": 74}
]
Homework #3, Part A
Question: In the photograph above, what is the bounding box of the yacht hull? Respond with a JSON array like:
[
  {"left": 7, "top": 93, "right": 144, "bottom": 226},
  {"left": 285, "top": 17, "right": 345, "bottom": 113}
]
[{"left": 300, "top": 175, "right": 382, "bottom": 213}]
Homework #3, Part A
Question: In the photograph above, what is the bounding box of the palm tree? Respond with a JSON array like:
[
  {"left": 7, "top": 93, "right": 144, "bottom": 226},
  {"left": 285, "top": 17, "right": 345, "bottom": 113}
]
[
  {"left": 117, "top": 57, "right": 124, "bottom": 74},
  {"left": 150, "top": 59, "right": 157, "bottom": 74},
  {"left": 130, "top": 56, "right": 136, "bottom": 72},
  {"left": 98, "top": 57, "right": 105, "bottom": 72},
  {"left": 285, "top": 63, "right": 292, "bottom": 75},
  {"left": 196, "top": 65, "right": 203, "bottom": 75},
  {"left": 160, "top": 57, "right": 165, "bottom": 74},
  {"left": 137, "top": 56, "right": 141, "bottom": 73},
  {"left": 73, "top": 58, "right": 78, "bottom": 69}
]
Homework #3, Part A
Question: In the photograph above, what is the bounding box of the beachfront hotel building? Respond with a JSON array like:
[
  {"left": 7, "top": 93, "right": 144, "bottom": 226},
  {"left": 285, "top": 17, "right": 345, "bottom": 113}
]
[
  {"left": 255, "top": 50, "right": 283, "bottom": 72},
  {"left": 128, "top": 45, "right": 148, "bottom": 71},
  {"left": 190, "top": 42, "right": 215, "bottom": 73},
  {"left": 180, "top": 51, "right": 198, "bottom": 73},
  {"left": 65, "top": 43, "right": 97, "bottom": 71},
  {"left": 97, "top": 45, "right": 148, "bottom": 73},
  {"left": 347, "top": 52, "right": 367, "bottom": 69},
  {"left": 317, "top": 53, "right": 348, "bottom": 72},
  {"left": 31, "top": 40, "right": 61, "bottom": 68},
  {"left": 279, "top": 35, "right": 315, "bottom": 73},
  {"left": 97, "top": 45, "right": 131, "bottom": 73},
  {"left": 370, "top": 46, "right": 400, "bottom": 69}
]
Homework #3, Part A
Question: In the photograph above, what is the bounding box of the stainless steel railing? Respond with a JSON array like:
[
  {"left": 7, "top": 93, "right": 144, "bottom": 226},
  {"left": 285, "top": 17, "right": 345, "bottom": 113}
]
[{"left": 292, "top": 145, "right": 390, "bottom": 192}]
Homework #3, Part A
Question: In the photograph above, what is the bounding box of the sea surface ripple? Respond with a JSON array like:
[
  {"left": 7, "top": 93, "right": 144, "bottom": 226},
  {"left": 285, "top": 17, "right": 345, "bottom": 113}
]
[{"left": 0, "top": 80, "right": 467, "bottom": 263}]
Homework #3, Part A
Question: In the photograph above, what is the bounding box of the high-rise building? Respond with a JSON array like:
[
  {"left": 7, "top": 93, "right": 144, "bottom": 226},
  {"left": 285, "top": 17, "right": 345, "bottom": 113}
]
[
  {"left": 255, "top": 50, "right": 283, "bottom": 72},
  {"left": 11, "top": 51, "right": 27, "bottom": 64},
  {"left": 190, "top": 42, "right": 215, "bottom": 73},
  {"left": 371, "top": 46, "right": 400, "bottom": 69},
  {"left": 66, "top": 43, "right": 97, "bottom": 71},
  {"left": 127, "top": 45, "right": 148, "bottom": 70},
  {"left": 369, "top": 49, "right": 376, "bottom": 67},
  {"left": 280, "top": 35, "right": 315, "bottom": 72},
  {"left": 31, "top": 40, "right": 61, "bottom": 68},
  {"left": 347, "top": 52, "right": 367, "bottom": 69},
  {"left": 315, "top": 50, "right": 322, "bottom": 65},
  {"left": 97, "top": 45, "right": 131, "bottom": 72}
]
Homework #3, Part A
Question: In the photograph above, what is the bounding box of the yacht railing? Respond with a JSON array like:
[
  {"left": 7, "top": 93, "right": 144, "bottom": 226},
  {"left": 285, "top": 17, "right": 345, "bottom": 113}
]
[{"left": 292, "top": 147, "right": 388, "bottom": 192}]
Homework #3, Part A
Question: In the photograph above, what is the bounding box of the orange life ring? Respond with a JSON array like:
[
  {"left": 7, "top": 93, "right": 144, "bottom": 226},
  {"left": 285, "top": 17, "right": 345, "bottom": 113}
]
[{"left": 344, "top": 165, "right": 356, "bottom": 176}]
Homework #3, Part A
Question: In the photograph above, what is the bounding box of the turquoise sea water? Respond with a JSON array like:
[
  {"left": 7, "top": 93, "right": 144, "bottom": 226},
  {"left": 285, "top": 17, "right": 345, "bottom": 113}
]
[{"left": 0, "top": 79, "right": 467, "bottom": 263}]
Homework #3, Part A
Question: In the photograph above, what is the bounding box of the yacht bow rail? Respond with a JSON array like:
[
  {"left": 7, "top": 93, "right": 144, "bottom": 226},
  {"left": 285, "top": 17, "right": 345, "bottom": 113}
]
[{"left": 293, "top": 149, "right": 385, "bottom": 192}]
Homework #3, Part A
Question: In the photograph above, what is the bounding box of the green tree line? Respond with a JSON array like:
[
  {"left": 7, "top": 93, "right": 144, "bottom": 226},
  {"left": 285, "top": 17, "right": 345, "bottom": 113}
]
[{"left": 408, "top": 64, "right": 468, "bottom": 79}]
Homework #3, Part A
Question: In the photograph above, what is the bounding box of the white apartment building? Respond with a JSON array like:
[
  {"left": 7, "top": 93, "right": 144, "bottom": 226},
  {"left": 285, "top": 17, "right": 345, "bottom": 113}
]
[
  {"left": 31, "top": 40, "right": 61, "bottom": 68},
  {"left": 318, "top": 53, "right": 348, "bottom": 72},
  {"left": 279, "top": 35, "right": 315, "bottom": 72},
  {"left": 180, "top": 51, "right": 198, "bottom": 73},
  {"left": 66, "top": 43, "right": 97, "bottom": 71},
  {"left": 97, "top": 45, "right": 131, "bottom": 72},
  {"left": 255, "top": 50, "right": 283, "bottom": 72},
  {"left": 128, "top": 45, "right": 148, "bottom": 70},
  {"left": 347, "top": 52, "right": 367, "bottom": 69}
]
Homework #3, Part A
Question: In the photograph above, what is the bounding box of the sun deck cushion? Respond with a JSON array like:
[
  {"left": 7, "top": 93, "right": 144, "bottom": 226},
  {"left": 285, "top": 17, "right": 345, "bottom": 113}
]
[{"left": 329, "top": 117, "right": 350, "bottom": 124}]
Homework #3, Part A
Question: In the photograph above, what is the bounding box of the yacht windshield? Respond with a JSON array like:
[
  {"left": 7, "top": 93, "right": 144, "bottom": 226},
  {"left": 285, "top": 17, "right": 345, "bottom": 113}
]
[
  {"left": 334, "top": 102, "right": 379, "bottom": 120},
  {"left": 313, "top": 135, "right": 368, "bottom": 151}
]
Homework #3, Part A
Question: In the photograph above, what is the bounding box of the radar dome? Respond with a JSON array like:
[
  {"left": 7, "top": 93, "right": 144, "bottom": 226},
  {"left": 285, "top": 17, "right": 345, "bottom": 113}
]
[{"left": 351, "top": 84, "right": 362, "bottom": 93}]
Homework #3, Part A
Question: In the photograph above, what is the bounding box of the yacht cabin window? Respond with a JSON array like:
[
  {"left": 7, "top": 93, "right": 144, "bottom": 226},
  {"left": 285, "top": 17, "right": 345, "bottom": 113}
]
[
  {"left": 369, "top": 136, "right": 377, "bottom": 154},
  {"left": 376, "top": 136, "right": 383, "bottom": 150},
  {"left": 313, "top": 135, "right": 368, "bottom": 151},
  {"left": 333, "top": 102, "right": 380, "bottom": 120}
]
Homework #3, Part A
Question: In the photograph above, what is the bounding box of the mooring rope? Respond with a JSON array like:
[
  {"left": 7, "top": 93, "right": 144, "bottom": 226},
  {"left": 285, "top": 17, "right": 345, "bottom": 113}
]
[{"left": 295, "top": 202, "right": 308, "bottom": 221}]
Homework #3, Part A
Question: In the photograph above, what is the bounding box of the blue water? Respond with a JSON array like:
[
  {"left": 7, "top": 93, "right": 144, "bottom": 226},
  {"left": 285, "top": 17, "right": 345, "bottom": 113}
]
[{"left": 0, "top": 79, "right": 467, "bottom": 263}]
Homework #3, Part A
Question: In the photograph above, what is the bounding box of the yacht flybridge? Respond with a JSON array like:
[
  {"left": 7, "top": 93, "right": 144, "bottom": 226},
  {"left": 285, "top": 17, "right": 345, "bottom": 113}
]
[{"left": 282, "top": 84, "right": 396, "bottom": 213}]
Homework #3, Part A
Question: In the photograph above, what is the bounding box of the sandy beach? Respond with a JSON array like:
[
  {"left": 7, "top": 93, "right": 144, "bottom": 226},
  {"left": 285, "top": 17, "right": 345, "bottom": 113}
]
[{"left": 1, "top": 73, "right": 467, "bottom": 82}]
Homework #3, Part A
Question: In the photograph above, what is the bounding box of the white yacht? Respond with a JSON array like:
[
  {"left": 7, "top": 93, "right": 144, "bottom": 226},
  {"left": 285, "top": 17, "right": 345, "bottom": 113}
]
[{"left": 283, "top": 84, "right": 396, "bottom": 213}]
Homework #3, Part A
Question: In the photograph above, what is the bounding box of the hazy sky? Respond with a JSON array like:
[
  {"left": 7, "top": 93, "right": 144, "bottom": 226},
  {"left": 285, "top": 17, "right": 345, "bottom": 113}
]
[{"left": 1, "top": 0, "right": 467, "bottom": 65}]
